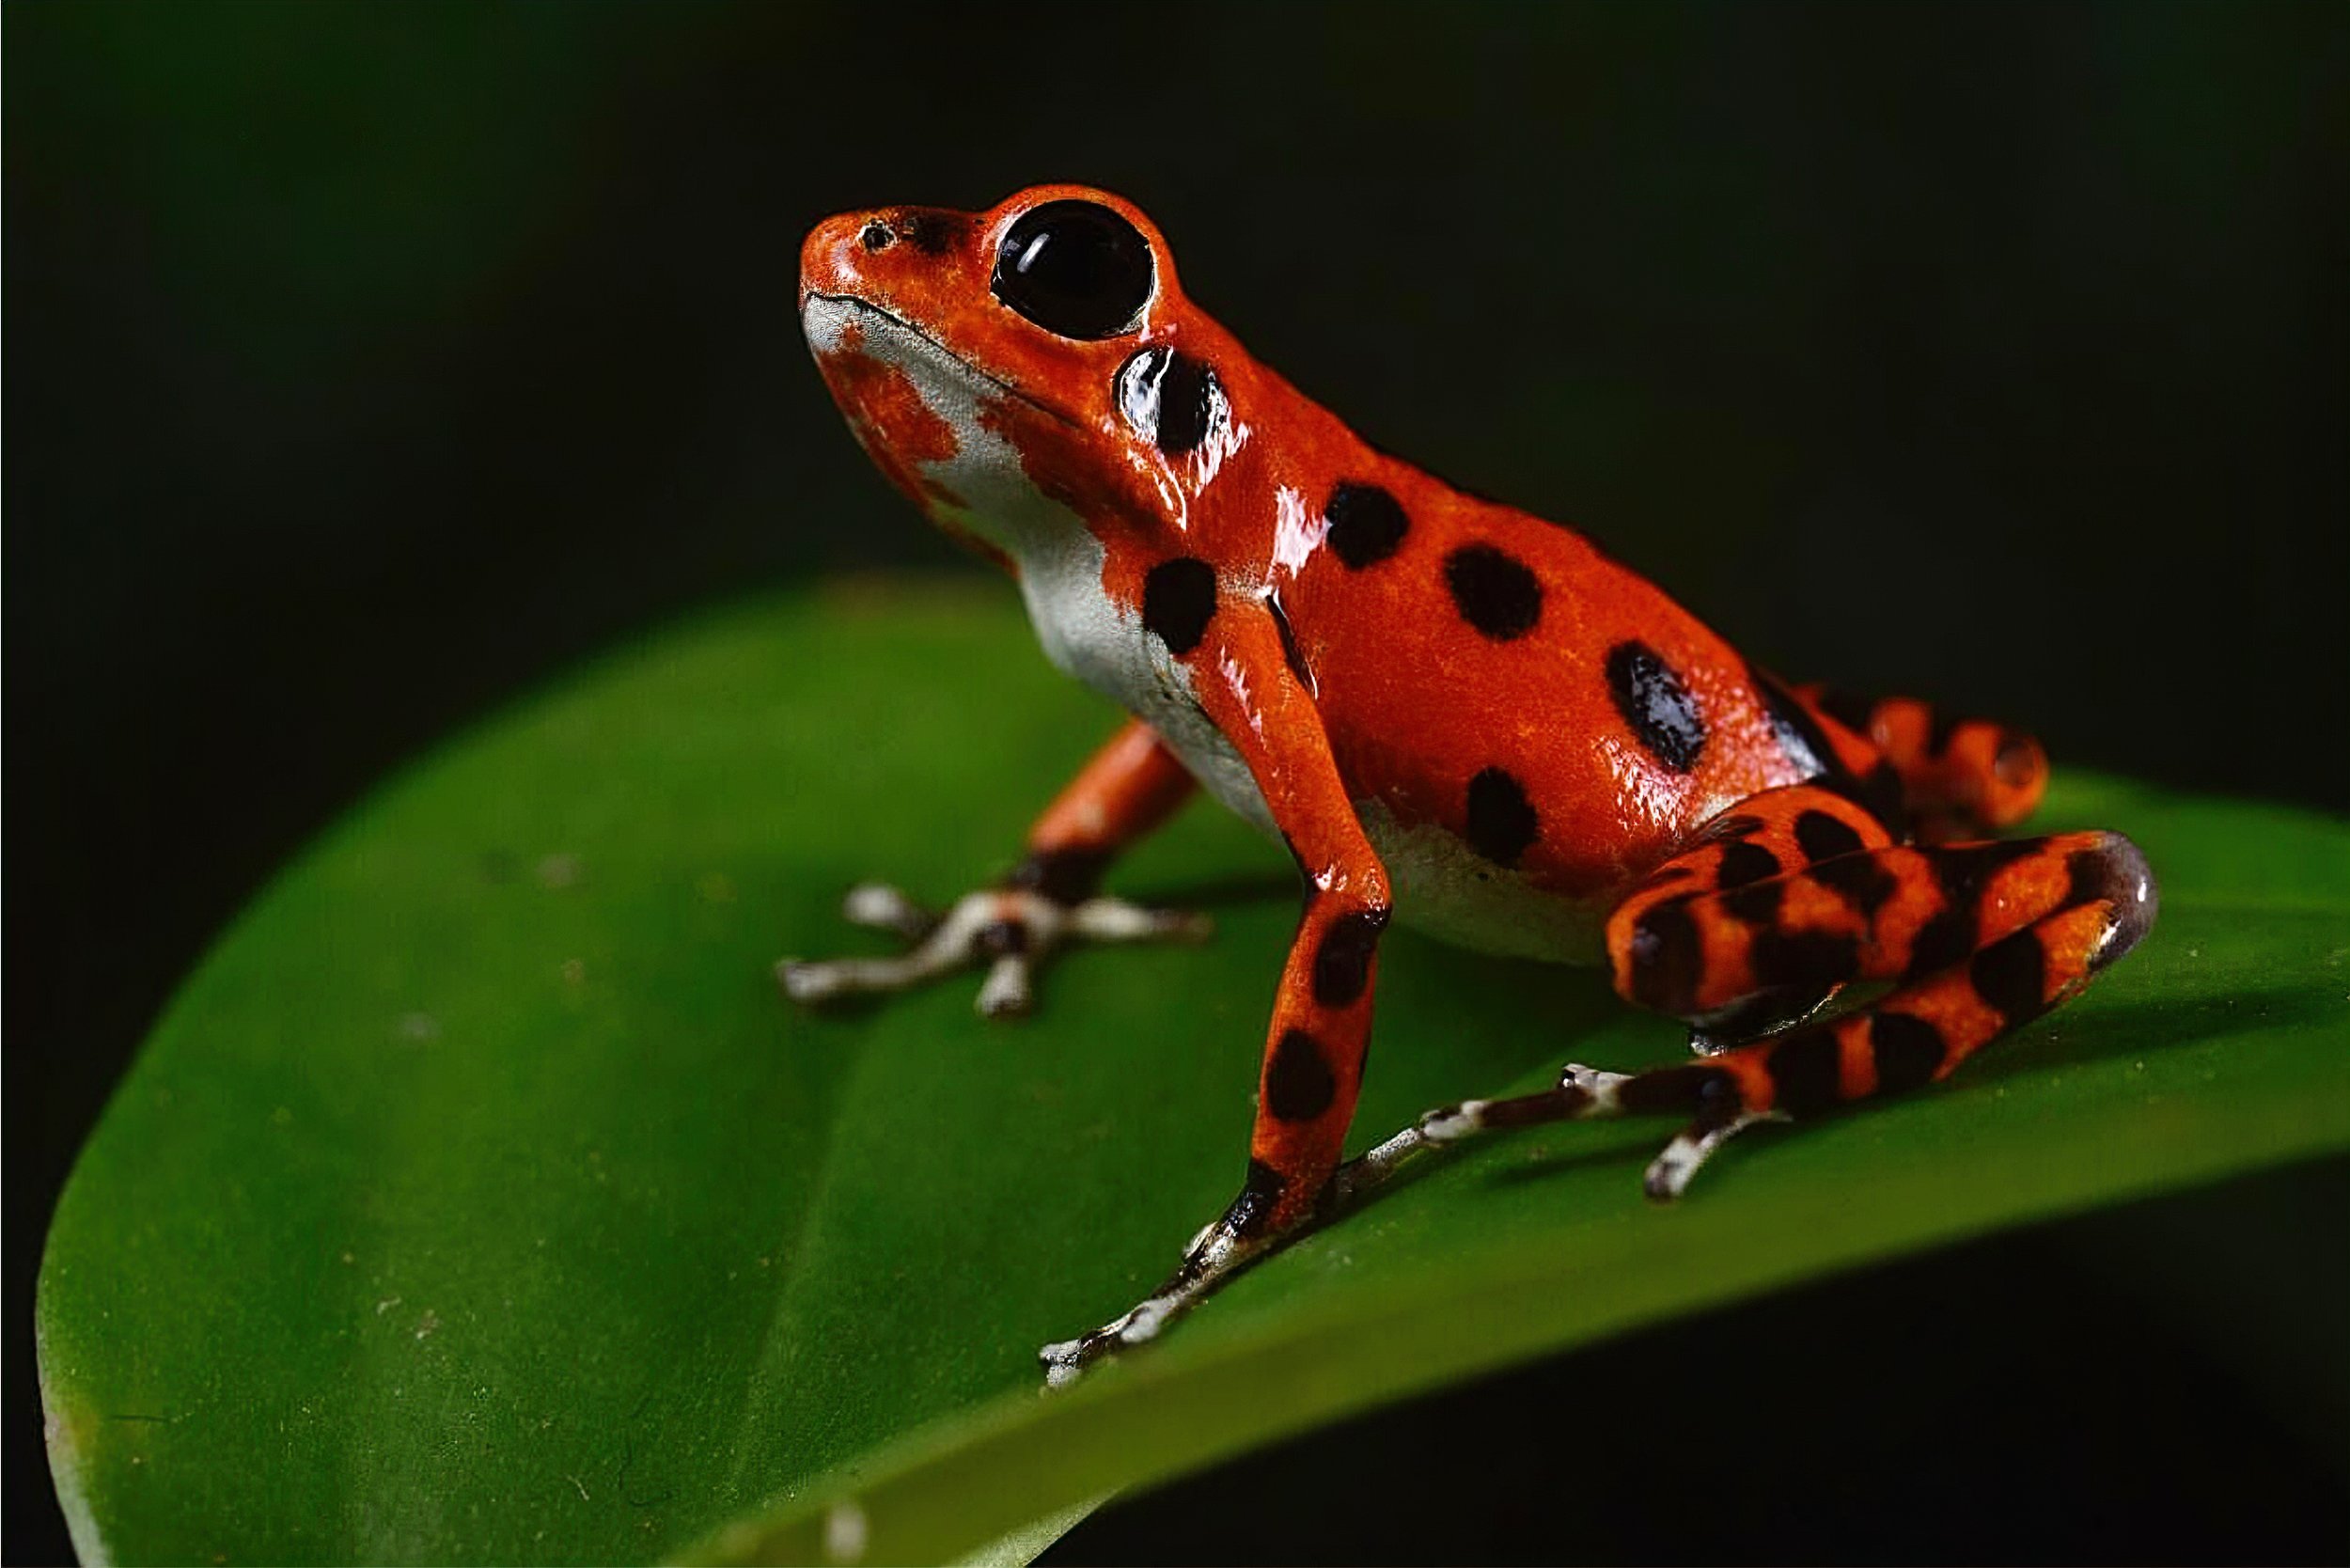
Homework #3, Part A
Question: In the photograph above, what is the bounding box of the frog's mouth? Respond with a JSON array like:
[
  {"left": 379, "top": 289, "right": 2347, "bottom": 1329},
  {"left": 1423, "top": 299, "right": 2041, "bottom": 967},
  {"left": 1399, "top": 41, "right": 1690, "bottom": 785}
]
[{"left": 802, "top": 292, "right": 1082, "bottom": 432}]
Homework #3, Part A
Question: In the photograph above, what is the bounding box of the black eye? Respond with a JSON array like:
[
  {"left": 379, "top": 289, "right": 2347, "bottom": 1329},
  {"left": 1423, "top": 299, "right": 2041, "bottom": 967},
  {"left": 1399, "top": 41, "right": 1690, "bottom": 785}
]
[{"left": 991, "top": 199, "right": 1155, "bottom": 339}]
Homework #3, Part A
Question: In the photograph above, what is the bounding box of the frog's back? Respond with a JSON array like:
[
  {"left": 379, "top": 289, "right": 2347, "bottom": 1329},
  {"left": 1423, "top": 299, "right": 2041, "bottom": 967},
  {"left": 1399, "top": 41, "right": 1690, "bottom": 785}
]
[{"left": 1269, "top": 466, "right": 1842, "bottom": 956}]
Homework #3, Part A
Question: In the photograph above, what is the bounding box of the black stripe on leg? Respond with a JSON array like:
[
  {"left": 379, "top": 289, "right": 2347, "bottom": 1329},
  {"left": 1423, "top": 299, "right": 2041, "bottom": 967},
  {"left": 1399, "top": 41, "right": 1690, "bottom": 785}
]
[
  {"left": 1627, "top": 895, "right": 1702, "bottom": 1013},
  {"left": 1764, "top": 1028, "right": 1842, "bottom": 1114},
  {"left": 1230, "top": 1159, "right": 1288, "bottom": 1238},
  {"left": 1749, "top": 928, "right": 1861, "bottom": 991},
  {"left": 1716, "top": 841, "right": 1781, "bottom": 889},
  {"left": 1970, "top": 928, "right": 2048, "bottom": 1026},
  {"left": 1870, "top": 1011, "right": 1948, "bottom": 1093},
  {"left": 1265, "top": 1028, "right": 1338, "bottom": 1121},
  {"left": 1794, "top": 809, "right": 1868, "bottom": 862},
  {"left": 1311, "top": 907, "right": 1389, "bottom": 1008},
  {"left": 1809, "top": 854, "right": 1900, "bottom": 918}
]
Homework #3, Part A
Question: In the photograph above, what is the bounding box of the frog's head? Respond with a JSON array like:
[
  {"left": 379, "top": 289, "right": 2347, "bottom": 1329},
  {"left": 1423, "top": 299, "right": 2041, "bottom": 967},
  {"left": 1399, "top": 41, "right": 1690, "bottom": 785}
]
[{"left": 801, "top": 185, "right": 1243, "bottom": 567}]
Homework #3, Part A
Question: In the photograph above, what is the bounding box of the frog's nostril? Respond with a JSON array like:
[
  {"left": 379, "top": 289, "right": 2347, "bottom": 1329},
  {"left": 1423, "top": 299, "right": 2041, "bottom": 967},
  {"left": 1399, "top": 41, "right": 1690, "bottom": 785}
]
[{"left": 859, "top": 220, "right": 895, "bottom": 253}]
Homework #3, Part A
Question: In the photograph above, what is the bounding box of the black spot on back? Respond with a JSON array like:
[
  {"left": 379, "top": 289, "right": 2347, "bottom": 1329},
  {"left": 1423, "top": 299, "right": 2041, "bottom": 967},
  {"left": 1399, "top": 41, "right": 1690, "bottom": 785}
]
[
  {"left": 1265, "top": 1028, "right": 1338, "bottom": 1121},
  {"left": 1871, "top": 1011, "right": 1947, "bottom": 1093},
  {"left": 1311, "top": 907, "right": 1389, "bottom": 1008},
  {"left": 1627, "top": 894, "right": 1702, "bottom": 1014},
  {"left": 1970, "top": 929, "right": 2047, "bottom": 1025},
  {"left": 1324, "top": 482, "right": 1410, "bottom": 569},
  {"left": 1716, "top": 841, "right": 1781, "bottom": 889},
  {"left": 1766, "top": 1029, "right": 1842, "bottom": 1115},
  {"left": 1115, "top": 347, "right": 1224, "bottom": 457},
  {"left": 1794, "top": 809, "right": 1869, "bottom": 863},
  {"left": 1141, "top": 556, "right": 1217, "bottom": 654},
  {"left": 1266, "top": 592, "right": 1315, "bottom": 695},
  {"left": 1445, "top": 544, "right": 1543, "bottom": 640},
  {"left": 1606, "top": 641, "right": 1707, "bottom": 774},
  {"left": 1465, "top": 766, "right": 1540, "bottom": 867}
]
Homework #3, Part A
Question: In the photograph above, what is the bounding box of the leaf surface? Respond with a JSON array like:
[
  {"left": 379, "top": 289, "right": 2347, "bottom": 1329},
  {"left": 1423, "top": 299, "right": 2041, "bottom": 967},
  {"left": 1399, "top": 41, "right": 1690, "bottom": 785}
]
[{"left": 39, "top": 586, "right": 2350, "bottom": 1565}]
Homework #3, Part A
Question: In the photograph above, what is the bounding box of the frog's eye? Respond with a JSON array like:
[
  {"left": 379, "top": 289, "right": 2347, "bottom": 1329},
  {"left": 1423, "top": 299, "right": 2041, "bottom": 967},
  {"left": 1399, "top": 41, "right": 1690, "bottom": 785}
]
[{"left": 991, "top": 200, "right": 1155, "bottom": 340}]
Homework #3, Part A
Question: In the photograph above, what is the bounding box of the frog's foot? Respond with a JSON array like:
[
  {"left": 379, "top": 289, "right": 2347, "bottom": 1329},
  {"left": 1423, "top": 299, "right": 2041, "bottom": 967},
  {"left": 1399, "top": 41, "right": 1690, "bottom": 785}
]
[
  {"left": 1333, "top": 1062, "right": 1789, "bottom": 1205},
  {"left": 778, "top": 881, "right": 1210, "bottom": 1019},
  {"left": 1039, "top": 1198, "right": 1283, "bottom": 1388}
]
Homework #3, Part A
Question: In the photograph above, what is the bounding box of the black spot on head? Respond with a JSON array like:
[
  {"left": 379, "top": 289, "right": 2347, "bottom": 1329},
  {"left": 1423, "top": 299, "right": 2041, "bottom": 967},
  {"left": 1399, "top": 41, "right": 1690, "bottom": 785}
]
[
  {"left": 1626, "top": 894, "right": 1702, "bottom": 1014},
  {"left": 1794, "top": 809, "right": 1869, "bottom": 864},
  {"left": 1870, "top": 1011, "right": 1948, "bottom": 1093},
  {"left": 1465, "top": 767, "right": 1540, "bottom": 867},
  {"left": 1445, "top": 544, "right": 1543, "bottom": 640},
  {"left": 1750, "top": 928, "right": 1861, "bottom": 991},
  {"left": 1115, "top": 346, "right": 1225, "bottom": 457},
  {"left": 1007, "top": 844, "right": 1112, "bottom": 906},
  {"left": 1716, "top": 841, "right": 1781, "bottom": 890},
  {"left": 1141, "top": 556, "right": 1217, "bottom": 654},
  {"left": 1765, "top": 1028, "right": 1843, "bottom": 1115},
  {"left": 1970, "top": 929, "right": 2047, "bottom": 1026},
  {"left": 1265, "top": 1028, "right": 1338, "bottom": 1121},
  {"left": 1324, "top": 482, "right": 1410, "bottom": 569},
  {"left": 898, "top": 210, "right": 971, "bottom": 255},
  {"left": 1311, "top": 907, "right": 1390, "bottom": 1008},
  {"left": 1265, "top": 592, "right": 1315, "bottom": 695},
  {"left": 1606, "top": 641, "right": 1708, "bottom": 774}
]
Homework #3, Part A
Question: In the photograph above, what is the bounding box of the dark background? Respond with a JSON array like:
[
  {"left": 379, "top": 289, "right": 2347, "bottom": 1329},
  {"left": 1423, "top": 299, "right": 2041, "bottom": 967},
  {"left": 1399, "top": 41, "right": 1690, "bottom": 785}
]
[{"left": 8, "top": 3, "right": 2344, "bottom": 1561}]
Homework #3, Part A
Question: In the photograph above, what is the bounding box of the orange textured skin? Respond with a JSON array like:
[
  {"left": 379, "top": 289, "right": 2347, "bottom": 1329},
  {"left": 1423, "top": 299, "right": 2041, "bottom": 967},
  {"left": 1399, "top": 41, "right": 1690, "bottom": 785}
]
[{"left": 797, "top": 186, "right": 2154, "bottom": 1235}]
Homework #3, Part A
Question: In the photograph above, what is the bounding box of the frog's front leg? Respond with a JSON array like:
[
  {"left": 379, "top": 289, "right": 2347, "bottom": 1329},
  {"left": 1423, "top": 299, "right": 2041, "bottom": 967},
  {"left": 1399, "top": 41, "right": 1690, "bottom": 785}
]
[
  {"left": 778, "top": 716, "right": 1205, "bottom": 1017},
  {"left": 1041, "top": 588, "right": 1389, "bottom": 1386}
]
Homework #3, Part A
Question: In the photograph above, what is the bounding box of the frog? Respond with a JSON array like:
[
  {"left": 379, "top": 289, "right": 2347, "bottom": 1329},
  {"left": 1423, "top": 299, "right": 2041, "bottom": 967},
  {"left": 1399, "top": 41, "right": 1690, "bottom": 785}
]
[{"left": 783, "top": 185, "right": 2158, "bottom": 1386}]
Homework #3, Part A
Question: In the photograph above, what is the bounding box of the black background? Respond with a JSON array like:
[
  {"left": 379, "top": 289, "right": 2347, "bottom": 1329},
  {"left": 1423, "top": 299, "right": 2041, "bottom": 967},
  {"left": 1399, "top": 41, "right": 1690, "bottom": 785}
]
[{"left": 8, "top": 4, "right": 2345, "bottom": 1561}]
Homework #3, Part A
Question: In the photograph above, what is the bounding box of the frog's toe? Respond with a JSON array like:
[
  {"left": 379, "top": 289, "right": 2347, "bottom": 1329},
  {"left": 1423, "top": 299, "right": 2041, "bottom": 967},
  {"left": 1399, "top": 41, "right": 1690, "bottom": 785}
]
[
  {"left": 839, "top": 880, "right": 941, "bottom": 940},
  {"left": 1068, "top": 896, "right": 1214, "bottom": 944}
]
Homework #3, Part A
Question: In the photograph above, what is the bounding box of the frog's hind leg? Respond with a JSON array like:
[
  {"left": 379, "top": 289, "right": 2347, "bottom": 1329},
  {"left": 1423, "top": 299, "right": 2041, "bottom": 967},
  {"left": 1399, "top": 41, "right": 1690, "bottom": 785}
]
[
  {"left": 1794, "top": 682, "right": 2050, "bottom": 839},
  {"left": 1346, "top": 793, "right": 2154, "bottom": 1205}
]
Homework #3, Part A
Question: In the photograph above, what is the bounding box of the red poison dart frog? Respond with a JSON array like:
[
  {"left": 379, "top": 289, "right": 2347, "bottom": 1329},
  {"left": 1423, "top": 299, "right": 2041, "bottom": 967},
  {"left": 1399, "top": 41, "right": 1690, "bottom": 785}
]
[{"left": 786, "top": 186, "right": 2158, "bottom": 1385}]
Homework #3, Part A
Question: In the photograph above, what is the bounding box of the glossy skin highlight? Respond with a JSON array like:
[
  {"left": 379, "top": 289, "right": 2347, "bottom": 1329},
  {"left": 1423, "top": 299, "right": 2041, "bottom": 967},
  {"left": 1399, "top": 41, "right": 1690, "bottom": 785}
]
[{"left": 788, "top": 186, "right": 2154, "bottom": 1383}]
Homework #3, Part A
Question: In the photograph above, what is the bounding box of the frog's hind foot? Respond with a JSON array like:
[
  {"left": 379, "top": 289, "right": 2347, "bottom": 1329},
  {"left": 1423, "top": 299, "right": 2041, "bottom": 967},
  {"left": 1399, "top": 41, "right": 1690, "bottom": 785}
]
[
  {"left": 1337, "top": 1061, "right": 1784, "bottom": 1204},
  {"left": 778, "top": 880, "right": 1210, "bottom": 1019}
]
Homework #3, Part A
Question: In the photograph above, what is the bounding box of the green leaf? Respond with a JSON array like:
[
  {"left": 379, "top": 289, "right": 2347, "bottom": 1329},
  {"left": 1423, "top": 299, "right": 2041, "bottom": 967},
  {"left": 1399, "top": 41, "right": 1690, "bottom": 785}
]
[{"left": 39, "top": 585, "right": 2350, "bottom": 1565}]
